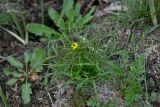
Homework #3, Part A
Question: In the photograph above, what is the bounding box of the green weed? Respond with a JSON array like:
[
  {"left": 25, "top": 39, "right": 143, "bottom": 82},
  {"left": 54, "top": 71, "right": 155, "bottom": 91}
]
[
  {"left": 27, "top": 0, "right": 95, "bottom": 38},
  {"left": 3, "top": 48, "right": 46, "bottom": 104},
  {"left": 0, "top": 0, "right": 28, "bottom": 45},
  {"left": 0, "top": 0, "right": 151, "bottom": 106},
  {"left": 122, "top": 0, "right": 159, "bottom": 25},
  {"left": 0, "top": 86, "right": 9, "bottom": 107},
  {"left": 47, "top": 21, "right": 146, "bottom": 106}
]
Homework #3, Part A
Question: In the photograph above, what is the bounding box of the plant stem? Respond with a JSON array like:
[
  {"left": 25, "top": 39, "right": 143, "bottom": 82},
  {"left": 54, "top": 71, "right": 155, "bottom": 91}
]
[
  {"left": 45, "top": 87, "right": 54, "bottom": 106},
  {"left": 144, "top": 70, "right": 149, "bottom": 103},
  {"left": 0, "top": 86, "right": 9, "bottom": 107},
  {"left": 41, "top": 0, "right": 44, "bottom": 24},
  {"left": 0, "top": 26, "right": 27, "bottom": 45},
  {"left": 148, "top": 0, "right": 157, "bottom": 25}
]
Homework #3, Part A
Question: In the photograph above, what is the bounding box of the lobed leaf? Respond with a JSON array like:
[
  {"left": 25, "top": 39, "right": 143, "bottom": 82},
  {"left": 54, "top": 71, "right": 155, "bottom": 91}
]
[
  {"left": 7, "top": 56, "right": 23, "bottom": 69},
  {"left": 6, "top": 78, "right": 18, "bottom": 86},
  {"left": 3, "top": 68, "right": 12, "bottom": 76}
]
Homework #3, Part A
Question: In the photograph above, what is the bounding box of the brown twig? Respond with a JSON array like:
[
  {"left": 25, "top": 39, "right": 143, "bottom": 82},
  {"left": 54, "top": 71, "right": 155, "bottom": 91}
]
[
  {"left": 98, "top": 0, "right": 104, "bottom": 10},
  {"left": 83, "top": 0, "right": 95, "bottom": 15},
  {"left": 44, "top": 0, "right": 55, "bottom": 7}
]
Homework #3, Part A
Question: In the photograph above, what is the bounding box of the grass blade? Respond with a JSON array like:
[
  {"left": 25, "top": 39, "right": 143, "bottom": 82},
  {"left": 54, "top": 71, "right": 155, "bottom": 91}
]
[
  {"left": 0, "top": 86, "right": 9, "bottom": 107},
  {"left": 148, "top": 0, "right": 157, "bottom": 25}
]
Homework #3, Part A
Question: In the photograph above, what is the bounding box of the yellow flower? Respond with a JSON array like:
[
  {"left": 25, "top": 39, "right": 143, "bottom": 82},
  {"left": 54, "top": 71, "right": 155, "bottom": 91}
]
[{"left": 71, "top": 42, "right": 78, "bottom": 50}]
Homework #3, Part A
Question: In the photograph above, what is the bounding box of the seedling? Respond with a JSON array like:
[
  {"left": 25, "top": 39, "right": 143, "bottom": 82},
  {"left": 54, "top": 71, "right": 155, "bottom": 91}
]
[
  {"left": 3, "top": 48, "right": 46, "bottom": 104},
  {"left": 27, "top": 0, "right": 95, "bottom": 38},
  {"left": 108, "top": 55, "right": 145, "bottom": 105}
]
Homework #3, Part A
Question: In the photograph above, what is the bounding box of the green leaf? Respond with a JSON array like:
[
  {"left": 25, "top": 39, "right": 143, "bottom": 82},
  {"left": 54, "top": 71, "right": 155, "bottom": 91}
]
[
  {"left": 81, "top": 15, "right": 93, "bottom": 26},
  {"left": 149, "top": 0, "right": 157, "bottom": 25},
  {"left": 21, "top": 83, "right": 32, "bottom": 104},
  {"left": 0, "top": 12, "right": 13, "bottom": 25},
  {"left": 6, "top": 78, "right": 17, "bottom": 86},
  {"left": 74, "top": 2, "right": 81, "bottom": 16},
  {"left": 34, "top": 66, "right": 43, "bottom": 73},
  {"left": 27, "top": 23, "right": 54, "bottom": 37},
  {"left": 48, "top": 7, "right": 66, "bottom": 30},
  {"left": 24, "top": 51, "right": 30, "bottom": 64},
  {"left": 75, "top": 15, "right": 83, "bottom": 25},
  {"left": 87, "top": 97, "right": 100, "bottom": 107},
  {"left": 3, "top": 68, "right": 12, "bottom": 76},
  {"left": 81, "top": 6, "right": 95, "bottom": 26},
  {"left": 67, "top": 9, "right": 75, "bottom": 24},
  {"left": 108, "top": 63, "right": 124, "bottom": 76},
  {"left": 7, "top": 56, "right": 23, "bottom": 68},
  {"left": 62, "top": 0, "right": 74, "bottom": 17},
  {"left": 12, "top": 72, "right": 23, "bottom": 78},
  {"left": 30, "top": 48, "right": 46, "bottom": 70},
  {"left": 0, "top": 86, "right": 10, "bottom": 107},
  {"left": 130, "top": 55, "right": 145, "bottom": 74}
]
